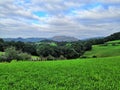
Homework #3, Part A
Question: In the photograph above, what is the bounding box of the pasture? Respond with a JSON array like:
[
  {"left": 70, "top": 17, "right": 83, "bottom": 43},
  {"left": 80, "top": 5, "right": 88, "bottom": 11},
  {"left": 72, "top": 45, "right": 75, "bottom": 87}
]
[
  {"left": 0, "top": 56, "right": 120, "bottom": 90},
  {"left": 83, "top": 40, "right": 120, "bottom": 58}
]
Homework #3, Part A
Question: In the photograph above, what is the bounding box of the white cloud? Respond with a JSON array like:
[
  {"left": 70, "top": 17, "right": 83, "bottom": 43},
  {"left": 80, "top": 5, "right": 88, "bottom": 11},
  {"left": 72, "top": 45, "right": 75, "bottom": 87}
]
[
  {"left": 0, "top": 0, "right": 120, "bottom": 39},
  {"left": 72, "top": 5, "right": 120, "bottom": 19}
]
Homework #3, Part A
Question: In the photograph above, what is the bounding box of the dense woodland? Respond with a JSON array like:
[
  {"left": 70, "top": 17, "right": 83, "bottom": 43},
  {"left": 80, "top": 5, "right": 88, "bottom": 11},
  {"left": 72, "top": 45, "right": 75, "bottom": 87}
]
[{"left": 0, "top": 32, "right": 120, "bottom": 62}]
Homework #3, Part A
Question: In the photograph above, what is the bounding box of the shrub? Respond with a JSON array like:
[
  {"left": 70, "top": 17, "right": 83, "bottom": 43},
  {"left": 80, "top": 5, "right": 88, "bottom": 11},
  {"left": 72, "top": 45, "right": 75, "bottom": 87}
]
[
  {"left": 112, "top": 43, "right": 116, "bottom": 46},
  {"left": 18, "top": 53, "right": 31, "bottom": 61},
  {"left": 0, "top": 55, "right": 8, "bottom": 62},
  {"left": 92, "top": 55, "right": 97, "bottom": 58},
  {"left": 40, "top": 56, "right": 47, "bottom": 61},
  {"left": 59, "top": 55, "right": 66, "bottom": 60},
  {"left": 31, "top": 57, "right": 41, "bottom": 61},
  {"left": 81, "top": 56, "right": 87, "bottom": 58},
  {"left": 47, "top": 55, "right": 55, "bottom": 60},
  {"left": 3, "top": 47, "right": 31, "bottom": 62},
  {"left": 5, "top": 47, "right": 19, "bottom": 62}
]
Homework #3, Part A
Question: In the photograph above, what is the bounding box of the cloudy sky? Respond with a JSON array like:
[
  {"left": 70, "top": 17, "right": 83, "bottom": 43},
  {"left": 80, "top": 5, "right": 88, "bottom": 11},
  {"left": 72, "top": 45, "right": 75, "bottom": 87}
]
[{"left": 0, "top": 0, "right": 120, "bottom": 39}]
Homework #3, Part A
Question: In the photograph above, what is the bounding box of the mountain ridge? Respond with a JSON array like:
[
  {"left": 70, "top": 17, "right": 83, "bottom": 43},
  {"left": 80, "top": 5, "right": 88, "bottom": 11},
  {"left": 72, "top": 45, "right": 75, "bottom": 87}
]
[
  {"left": 51, "top": 36, "right": 79, "bottom": 42},
  {"left": 3, "top": 36, "right": 79, "bottom": 42}
]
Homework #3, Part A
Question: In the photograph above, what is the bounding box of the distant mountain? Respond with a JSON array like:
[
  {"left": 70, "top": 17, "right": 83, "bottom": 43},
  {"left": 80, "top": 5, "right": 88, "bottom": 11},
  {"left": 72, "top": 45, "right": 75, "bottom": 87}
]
[
  {"left": 51, "top": 36, "right": 79, "bottom": 42},
  {"left": 3, "top": 36, "right": 79, "bottom": 42},
  {"left": 3, "top": 37, "right": 46, "bottom": 42}
]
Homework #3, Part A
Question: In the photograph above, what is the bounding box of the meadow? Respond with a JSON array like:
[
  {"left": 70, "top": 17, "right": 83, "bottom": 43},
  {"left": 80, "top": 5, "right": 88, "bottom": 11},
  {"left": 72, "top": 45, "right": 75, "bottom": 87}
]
[
  {"left": 0, "top": 56, "right": 120, "bottom": 90},
  {"left": 83, "top": 40, "right": 120, "bottom": 58},
  {"left": 0, "top": 52, "right": 4, "bottom": 55}
]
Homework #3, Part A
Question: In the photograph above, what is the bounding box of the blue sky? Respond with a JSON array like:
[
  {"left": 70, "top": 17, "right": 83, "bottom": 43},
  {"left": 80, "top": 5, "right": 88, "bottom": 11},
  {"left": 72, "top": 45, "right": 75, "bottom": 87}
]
[{"left": 0, "top": 0, "right": 120, "bottom": 39}]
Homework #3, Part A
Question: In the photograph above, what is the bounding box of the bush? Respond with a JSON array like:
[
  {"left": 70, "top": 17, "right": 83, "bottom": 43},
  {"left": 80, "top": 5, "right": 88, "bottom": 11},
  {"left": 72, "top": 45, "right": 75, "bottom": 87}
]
[
  {"left": 5, "top": 47, "right": 19, "bottom": 62},
  {"left": 81, "top": 56, "right": 87, "bottom": 58},
  {"left": 47, "top": 55, "right": 55, "bottom": 60},
  {"left": 40, "top": 56, "right": 47, "bottom": 61},
  {"left": 92, "top": 55, "right": 97, "bottom": 58},
  {"left": 0, "top": 55, "right": 8, "bottom": 62},
  {"left": 112, "top": 43, "right": 116, "bottom": 46},
  {"left": 2, "top": 47, "right": 31, "bottom": 62},
  {"left": 59, "top": 55, "right": 66, "bottom": 60},
  {"left": 31, "top": 57, "right": 41, "bottom": 61},
  {"left": 18, "top": 53, "right": 31, "bottom": 61}
]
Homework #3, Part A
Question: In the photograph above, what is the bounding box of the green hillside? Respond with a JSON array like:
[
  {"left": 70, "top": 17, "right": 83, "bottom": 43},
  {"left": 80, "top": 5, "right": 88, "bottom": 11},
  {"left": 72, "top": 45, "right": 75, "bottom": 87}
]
[
  {"left": 83, "top": 40, "right": 120, "bottom": 58},
  {"left": 106, "top": 40, "right": 120, "bottom": 44},
  {"left": 0, "top": 52, "right": 5, "bottom": 56},
  {"left": 0, "top": 56, "right": 120, "bottom": 90}
]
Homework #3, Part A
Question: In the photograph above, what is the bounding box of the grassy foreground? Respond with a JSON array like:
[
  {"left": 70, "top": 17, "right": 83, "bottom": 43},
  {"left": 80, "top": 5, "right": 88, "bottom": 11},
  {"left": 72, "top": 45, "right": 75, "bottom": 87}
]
[{"left": 0, "top": 56, "right": 120, "bottom": 90}]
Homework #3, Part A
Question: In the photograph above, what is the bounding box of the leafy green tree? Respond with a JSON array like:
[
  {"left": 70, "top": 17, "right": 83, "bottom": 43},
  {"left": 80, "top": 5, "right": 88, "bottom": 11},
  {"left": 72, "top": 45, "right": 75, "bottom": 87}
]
[
  {"left": 61, "top": 47, "right": 79, "bottom": 59},
  {"left": 71, "top": 42, "right": 84, "bottom": 55},
  {"left": 23, "top": 43, "right": 37, "bottom": 55},
  {"left": 47, "top": 55, "right": 55, "bottom": 60},
  {"left": 4, "top": 47, "right": 31, "bottom": 62},
  {"left": 37, "top": 44, "right": 55, "bottom": 57},
  {"left": 83, "top": 42, "right": 92, "bottom": 51},
  {"left": 5, "top": 47, "right": 20, "bottom": 62},
  {"left": 0, "top": 38, "right": 4, "bottom": 51},
  {"left": 18, "top": 52, "right": 31, "bottom": 61},
  {"left": 59, "top": 55, "right": 66, "bottom": 60},
  {"left": 0, "top": 55, "right": 8, "bottom": 62}
]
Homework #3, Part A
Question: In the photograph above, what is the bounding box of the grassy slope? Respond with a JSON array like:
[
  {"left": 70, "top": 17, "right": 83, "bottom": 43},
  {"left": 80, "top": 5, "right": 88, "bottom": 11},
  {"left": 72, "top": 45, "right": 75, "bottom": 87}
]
[
  {"left": 83, "top": 40, "right": 120, "bottom": 58},
  {"left": 0, "top": 52, "right": 5, "bottom": 56},
  {"left": 106, "top": 40, "right": 120, "bottom": 44},
  {"left": 0, "top": 56, "right": 120, "bottom": 90}
]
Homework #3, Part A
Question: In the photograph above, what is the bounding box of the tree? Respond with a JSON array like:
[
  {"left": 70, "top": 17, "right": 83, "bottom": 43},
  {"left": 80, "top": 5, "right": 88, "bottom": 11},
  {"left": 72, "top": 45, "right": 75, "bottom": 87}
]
[
  {"left": 59, "top": 55, "right": 66, "bottom": 60},
  {"left": 104, "top": 32, "right": 120, "bottom": 42},
  {"left": 18, "top": 52, "right": 31, "bottom": 61},
  {"left": 5, "top": 47, "right": 20, "bottom": 62},
  {"left": 0, "top": 38, "right": 4, "bottom": 43},
  {"left": 71, "top": 42, "right": 84, "bottom": 55},
  {"left": 37, "top": 44, "right": 55, "bottom": 57},
  {"left": 4, "top": 47, "right": 31, "bottom": 62},
  {"left": 23, "top": 43, "right": 37, "bottom": 55},
  {"left": 0, "top": 38, "right": 4, "bottom": 51},
  {"left": 61, "top": 47, "right": 79, "bottom": 59},
  {"left": 83, "top": 42, "right": 92, "bottom": 51},
  {"left": 47, "top": 55, "right": 55, "bottom": 60}
]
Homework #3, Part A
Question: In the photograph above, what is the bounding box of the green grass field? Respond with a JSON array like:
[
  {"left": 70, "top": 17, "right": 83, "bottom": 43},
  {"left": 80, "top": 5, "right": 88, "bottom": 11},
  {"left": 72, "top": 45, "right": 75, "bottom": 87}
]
[
  {"left": 106, "top": 40, "right": 120, "bottom": 44},
  {"left": 0, "top": 56, "right": 120, "bottom": 90},
  {"left": 0, "top": 52, "right": 5, "bottom": 56},
  {"left": 83, "top": 40, "right": 120, "bottom": 58}
]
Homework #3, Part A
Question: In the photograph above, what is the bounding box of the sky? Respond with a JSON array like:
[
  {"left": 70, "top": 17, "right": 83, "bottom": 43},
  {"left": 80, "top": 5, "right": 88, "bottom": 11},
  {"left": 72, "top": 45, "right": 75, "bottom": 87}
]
[{"left": 0, "top": 0, "right": 120, "bottom": 39}]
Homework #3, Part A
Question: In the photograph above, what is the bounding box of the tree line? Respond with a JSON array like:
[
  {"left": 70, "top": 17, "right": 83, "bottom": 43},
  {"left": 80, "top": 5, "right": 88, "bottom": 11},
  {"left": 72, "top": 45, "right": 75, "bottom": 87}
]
[
  {"left": 0, "top": 32, "right": 120, "bottom": 62},
  {"left": 0, "top": 39, "right": 92, "bottom": 62}
]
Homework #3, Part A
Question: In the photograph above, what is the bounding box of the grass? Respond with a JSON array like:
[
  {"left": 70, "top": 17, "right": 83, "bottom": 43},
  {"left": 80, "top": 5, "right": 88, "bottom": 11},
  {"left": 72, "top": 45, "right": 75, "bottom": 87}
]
[
  {"left": 83, "top": 45, "right": 120, "bottom": 57},
  {"left": 83, "top": 40, "right": 120, "bottom": 58},
  {"left": 0, "top": 56, "right": 120, "bottom": 90},
  {"left": 0, "top": 52, "right": 5, "bottom": 56},
  {"left": 106, "top": 40, "right": 120, "bottom": 44}
]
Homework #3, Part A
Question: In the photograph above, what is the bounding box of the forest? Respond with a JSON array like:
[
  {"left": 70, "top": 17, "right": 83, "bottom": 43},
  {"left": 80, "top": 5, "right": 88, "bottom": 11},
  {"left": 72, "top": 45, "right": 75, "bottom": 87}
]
[{"left": 0, "top": 32, "right": 120, "bottom": 62}]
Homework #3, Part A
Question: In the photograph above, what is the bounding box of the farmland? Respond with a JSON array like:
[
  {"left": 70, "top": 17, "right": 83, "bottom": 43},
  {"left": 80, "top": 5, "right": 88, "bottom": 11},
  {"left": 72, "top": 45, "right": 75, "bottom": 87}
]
[{"left": 0, "top": 56, "right": 120, "bottom": 90}]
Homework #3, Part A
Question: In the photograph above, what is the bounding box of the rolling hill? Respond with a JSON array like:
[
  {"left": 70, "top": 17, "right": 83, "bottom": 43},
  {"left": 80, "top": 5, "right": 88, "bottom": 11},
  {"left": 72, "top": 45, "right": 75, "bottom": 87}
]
[
  {"left": 3, "top": 37, "right": 46, "bottom": 42},
  {"left": 3, "top": 36, "right": 79, "bottom": 42},
  {"left": 83, "top": 40, "right": 120, "bottom": 58}
]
